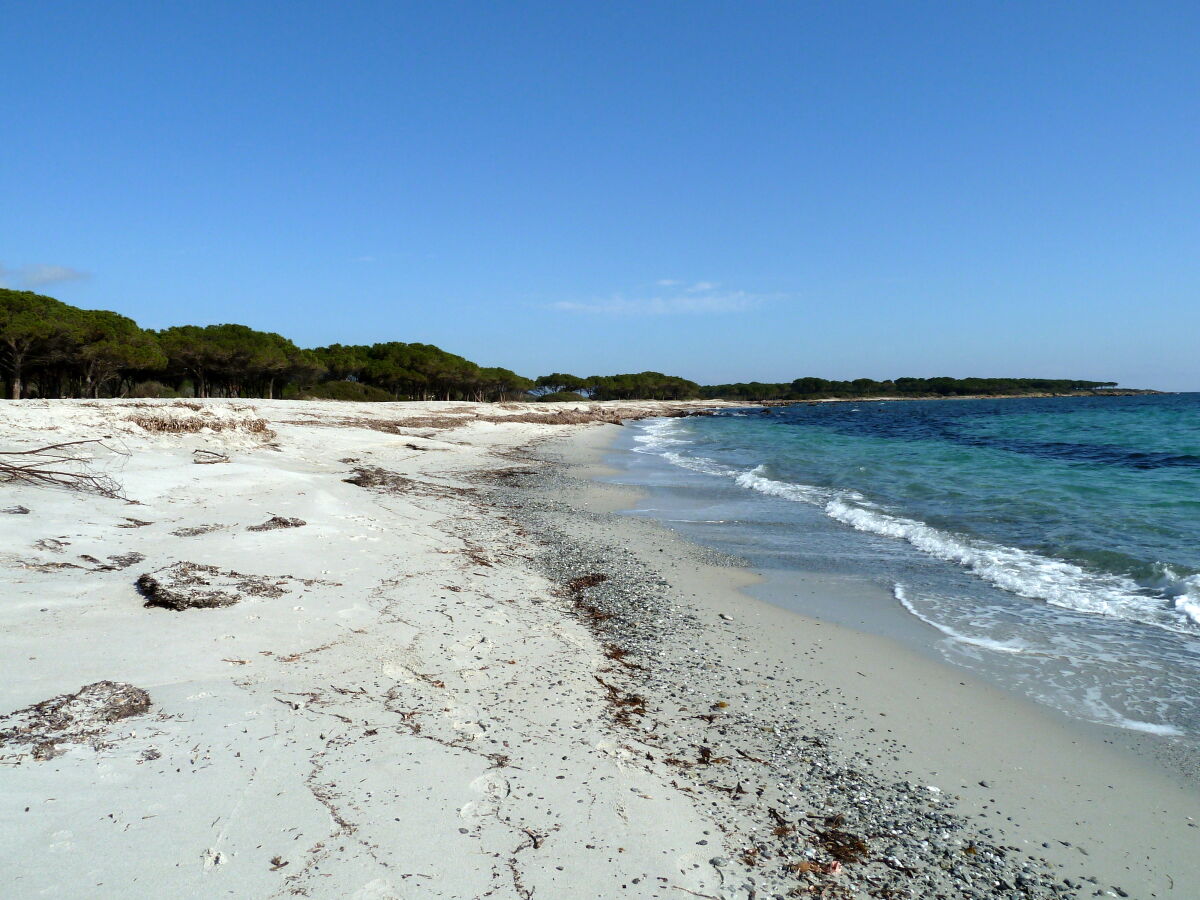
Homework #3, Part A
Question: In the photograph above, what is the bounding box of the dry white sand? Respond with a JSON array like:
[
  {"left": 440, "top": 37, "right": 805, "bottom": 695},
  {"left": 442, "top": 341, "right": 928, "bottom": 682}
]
[{"left": 0, "top": 399, "right": 735, "bottom": 899}]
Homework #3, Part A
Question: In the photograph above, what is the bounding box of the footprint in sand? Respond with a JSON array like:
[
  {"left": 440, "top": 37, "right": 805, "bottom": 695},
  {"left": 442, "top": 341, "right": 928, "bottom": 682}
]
[
  {"left": 460, "top": 771, "right": 510, "bottom": 822},
  {"left": 469, "top": 771, "right": 509, "bottom": 798}
]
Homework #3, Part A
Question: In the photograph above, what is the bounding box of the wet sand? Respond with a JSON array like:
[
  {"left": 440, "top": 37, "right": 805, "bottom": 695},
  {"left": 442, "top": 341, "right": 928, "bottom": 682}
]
[{"left": 523, "top": 425, "right": 1199, "bottom": 899}]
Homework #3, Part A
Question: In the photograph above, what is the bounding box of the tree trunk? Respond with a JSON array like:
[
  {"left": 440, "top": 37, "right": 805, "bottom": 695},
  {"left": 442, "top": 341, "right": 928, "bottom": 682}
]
[{"left": 8, "top": 346, "right": 22, "bottom": 399}]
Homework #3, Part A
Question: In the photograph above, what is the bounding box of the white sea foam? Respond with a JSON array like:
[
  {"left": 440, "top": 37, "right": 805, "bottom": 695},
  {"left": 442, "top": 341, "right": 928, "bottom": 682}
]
[
  {"left": 1110, "top": 718, "right": 1186, "bottom": 737},
  {"left": 1077, "top": 687, "right": 1188, "bottom": 737},
  {"left": 893, "top": 585, "right": 1027, "bottom": 654},
  {"left": 1156, "top": 568, "right": 1200, "bottom": 626},
  {"left": 632, "top": 421, "right": 735, "bottom": 477},
  {"left": 727, "top": 465, "right": 1199, "bottom": 635},
  {"left": 734, "top": 465, "right": 829, "bottom": 504},
  {"left": 1174, "top": 594, "right": 1200, "bottom": 627},
  {"left": 661, "top": 451, "right": 733, "bottom": 478},
  {"left": 631, "top": 418, "right": 689, "bottom": 452},
  {"left": 636, "top": 422, "right": 1200, "bottom": 636},
  {"left": 823, "top": 497, "right": 1200, "bottom": 635}
]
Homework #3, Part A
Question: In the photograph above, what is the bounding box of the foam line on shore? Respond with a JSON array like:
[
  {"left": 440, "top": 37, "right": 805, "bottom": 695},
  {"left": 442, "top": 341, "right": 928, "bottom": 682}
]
[
  {"left": 892, "top": 584, "right": 1028, "bottom": 655},
  {"left": 634, "top": 418, "right": 1200, "bottom": 636}
]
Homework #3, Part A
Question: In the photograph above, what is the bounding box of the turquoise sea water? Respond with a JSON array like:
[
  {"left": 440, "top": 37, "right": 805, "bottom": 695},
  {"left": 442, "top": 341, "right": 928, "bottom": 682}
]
[{"left": 619, "top": 394, "right": 1200, "bottom": 737}]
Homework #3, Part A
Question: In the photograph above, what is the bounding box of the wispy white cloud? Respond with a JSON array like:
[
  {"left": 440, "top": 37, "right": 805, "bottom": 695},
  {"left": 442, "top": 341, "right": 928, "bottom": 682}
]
[
  {"left": 23, "top": 264, "right": 89, "bottom": 287},
  {"left": 0, "top": 263, "right": 90, "bottom": 289},
  {"left": 548, "top": 281, "right": 765, "bottom": 316}
]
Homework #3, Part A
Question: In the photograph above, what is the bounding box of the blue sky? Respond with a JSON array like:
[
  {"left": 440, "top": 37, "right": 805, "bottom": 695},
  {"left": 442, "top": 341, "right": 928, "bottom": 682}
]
[{"left": 3, "top": 2, "right": 1197, "bottom": 388}]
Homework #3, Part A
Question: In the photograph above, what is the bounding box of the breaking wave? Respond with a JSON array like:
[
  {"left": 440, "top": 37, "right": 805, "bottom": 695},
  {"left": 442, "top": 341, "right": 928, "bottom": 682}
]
[
  {"left": 635, "top": 417, "right": 1200, "bottom": 637},
  {"left": 741, "top": 464, "right": 1200, "bottom": 636}
]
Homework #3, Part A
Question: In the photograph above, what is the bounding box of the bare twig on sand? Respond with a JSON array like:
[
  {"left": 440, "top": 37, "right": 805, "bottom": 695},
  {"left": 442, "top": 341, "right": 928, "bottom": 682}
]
[
  {"left": 0, "top": 439, "right": 127, "bottom": 499},
  {"left": 192, "top": 449, "right": 230, "bottom": 464}
]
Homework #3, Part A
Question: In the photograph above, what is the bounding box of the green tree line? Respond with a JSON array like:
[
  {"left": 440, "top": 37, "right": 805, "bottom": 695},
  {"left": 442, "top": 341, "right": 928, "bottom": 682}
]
[
  {"left": 699, "top": 376, "right": 1117, "bottom": 401},
  {"left": 0, "top": 289, "right": 539, "bottom": 401},
  {"left": 1, "top": 289, "right": 1117, "bottom": 403},
  {"left": 532, "top": 372, "right": 700, "bottom": 401}
]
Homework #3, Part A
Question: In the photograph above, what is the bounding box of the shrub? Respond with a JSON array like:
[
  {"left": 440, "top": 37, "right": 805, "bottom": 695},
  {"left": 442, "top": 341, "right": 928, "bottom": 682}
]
[
  {"left": 536, "top": 391, "right": 587, "bottom": 402},
  {"left": 300, "top": 380, "right": 394, "bottom": 402},
  {"left": 127, "top": 380, "right": 179, "bottom": 399}
]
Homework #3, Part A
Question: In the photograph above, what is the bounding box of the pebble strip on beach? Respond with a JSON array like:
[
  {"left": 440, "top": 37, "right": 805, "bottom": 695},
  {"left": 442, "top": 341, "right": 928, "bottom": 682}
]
[{"left": 472, "top": 445, "right": 1119, "bottom": 900}]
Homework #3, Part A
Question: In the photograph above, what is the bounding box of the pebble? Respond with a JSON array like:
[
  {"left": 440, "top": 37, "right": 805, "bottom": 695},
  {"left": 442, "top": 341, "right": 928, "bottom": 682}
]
[{"left": 479, "top": 461, "right": 1107, "bottom": 900}]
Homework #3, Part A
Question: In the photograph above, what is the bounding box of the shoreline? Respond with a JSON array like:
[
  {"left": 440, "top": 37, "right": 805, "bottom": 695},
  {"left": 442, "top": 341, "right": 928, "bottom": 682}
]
[
  {"left": 1, "top": 400, "right": 1195, "bottom": 898},
  {"left": 600, "top": 417, "right": 1200, "bottom": 777},
  {"left": 742, "top": 390, "right": 1168, "bottom": 407},
  {"left": 508, "top": 424, "right": 1199, "bottom": 898}
]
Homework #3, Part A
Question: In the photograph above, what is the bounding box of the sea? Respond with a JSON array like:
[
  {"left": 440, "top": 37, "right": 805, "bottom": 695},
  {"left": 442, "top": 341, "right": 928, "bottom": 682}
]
[{"left": 609, "top": 394, "right": 1200, "bottom": 740}]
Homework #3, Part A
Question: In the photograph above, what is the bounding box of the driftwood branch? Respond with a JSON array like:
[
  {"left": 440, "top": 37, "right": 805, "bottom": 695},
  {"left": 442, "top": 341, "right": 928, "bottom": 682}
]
[{"left": 0, "top": 440, "right": 127, "bottom": 499}]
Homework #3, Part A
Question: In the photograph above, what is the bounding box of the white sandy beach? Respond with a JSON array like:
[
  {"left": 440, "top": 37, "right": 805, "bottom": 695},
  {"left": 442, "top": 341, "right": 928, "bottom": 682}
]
[
  {"left": 0, "top": 399, "right": 745, "bottom": 899},
  {"left": 1, "top": 400, "right": 1196, "bottom": 899}
]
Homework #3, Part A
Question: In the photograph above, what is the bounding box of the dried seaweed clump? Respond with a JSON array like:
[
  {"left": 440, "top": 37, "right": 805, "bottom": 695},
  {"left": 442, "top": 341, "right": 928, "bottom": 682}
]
[
  {"left": 477, "top": 406, "right": 716, "bottom": 427},
  {"left": 382, "top": 408, "right": 631, "bottom": 428},
  {"left": 126, "top": 412, "right": 274, "bottom": 438},
  {"left": 343, "top": 466, "right": 414, "bottom": 493},
  {"left": 490, "top": 467, "right": 538, "bottom": 482},
  {"left": 136, "top": 561, "right": 287, "bottom": 611},
  {"left": 818, "top": 822, "right": 871, "bottom": 864},
  {"left": 484, "top": 408, "right": 629, "bottom": 426},
  {"left": 246, "top": 515, "right": 306, "bottom": 532},
  {"left": 170, "top": 523, "right": 224, "bottom": 537},
  {"left": 314, "top": 404, "right": 716, "bottom": 435},
  {"left": 561, "top": 574, "right": 614, "bottom": 629},
  {"left": 85, "top": 400, "right": 202, "bottom": 411},
  {"left": 566, "top": 573, "right": 608, "bottom": 593},
  {"left": 0, "top": 681, "right": 151, "bottom": 762},
  {"left": 77, "top": 552, "right": 145, "bottom": 571},
  {"left": 594, "top": 675, "right": 648, "bottom": 727}
]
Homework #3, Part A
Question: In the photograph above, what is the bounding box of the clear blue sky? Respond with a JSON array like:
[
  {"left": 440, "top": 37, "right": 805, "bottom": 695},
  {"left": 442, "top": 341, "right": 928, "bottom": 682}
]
[{"left": 3, "top": 2, "right": 1197, "bottom": 388}]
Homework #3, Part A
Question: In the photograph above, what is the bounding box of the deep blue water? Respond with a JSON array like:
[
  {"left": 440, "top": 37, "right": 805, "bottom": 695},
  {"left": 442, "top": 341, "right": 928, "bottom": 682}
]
[{"left": 618, "top": 394, "right": 1200, "bottom": 737}]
